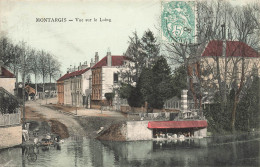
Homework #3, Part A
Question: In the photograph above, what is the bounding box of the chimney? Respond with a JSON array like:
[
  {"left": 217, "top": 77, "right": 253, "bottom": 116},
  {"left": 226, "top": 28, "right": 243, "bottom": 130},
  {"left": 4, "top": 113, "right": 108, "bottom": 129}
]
[
  {"left": 74, "top": 65, "right": 76, "bottom": 71},
  {"left": 81, "top": 61, "right": 88, "bottom": 69},
  {"left": 90, "top": 58, "right": 95, "bottom": 67},
  {"left": 95, "top": 52, "right": 99, "bottom": 64},
  {"left": 67, "top": 68, "right": 70, "bottom": 74},
  {"left": 79, "top": 62, "right": 82, "bottom": 70},
  {"left": 107, "top": 52, "right": 112, "bottom": 66}
]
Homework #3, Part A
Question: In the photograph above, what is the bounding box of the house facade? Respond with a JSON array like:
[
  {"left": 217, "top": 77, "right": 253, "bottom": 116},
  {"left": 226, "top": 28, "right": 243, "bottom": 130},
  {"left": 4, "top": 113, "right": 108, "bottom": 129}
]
[
  {"left": 57, "top": 65, "right": 91, "bottom": 107},
  {"left": 188, "top": 40, "right": 260, "bottom": 103},
  {"left": 91, "top": 52, "right": 129, "bottom": 108}
]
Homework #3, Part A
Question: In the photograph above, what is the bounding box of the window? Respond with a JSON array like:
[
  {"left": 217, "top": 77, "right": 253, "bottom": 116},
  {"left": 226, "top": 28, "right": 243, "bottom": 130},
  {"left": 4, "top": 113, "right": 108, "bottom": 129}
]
[{"left": 114, "top": 73, "right": 118, "bottom": 83}]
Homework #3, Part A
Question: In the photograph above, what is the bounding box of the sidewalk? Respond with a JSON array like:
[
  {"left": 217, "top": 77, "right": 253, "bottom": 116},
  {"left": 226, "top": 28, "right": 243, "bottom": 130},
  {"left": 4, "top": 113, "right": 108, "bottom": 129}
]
[
  {"left": 27, "top": 97, "right": 125, "bottom": 118},
  {"left": 71, "top": 108, "right": 125, "bottom": 117}
]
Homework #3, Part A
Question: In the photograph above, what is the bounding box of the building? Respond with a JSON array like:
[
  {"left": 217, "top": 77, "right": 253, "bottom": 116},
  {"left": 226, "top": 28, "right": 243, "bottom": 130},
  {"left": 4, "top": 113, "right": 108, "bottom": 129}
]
[
  {"left": 57, "top": 62, "right": 91, "bottom": 107},
  {"left": 0, "top": 65, "right": 16, "bottom": 95},
  {"left": 0, "top": 63, "right": 22, "bottom": 149},
  {"left": 188, "top": 40, "right": 260, "bottom": 103},
  {"left": 91, "top": 52, "right": 129, "bottom": 109}
]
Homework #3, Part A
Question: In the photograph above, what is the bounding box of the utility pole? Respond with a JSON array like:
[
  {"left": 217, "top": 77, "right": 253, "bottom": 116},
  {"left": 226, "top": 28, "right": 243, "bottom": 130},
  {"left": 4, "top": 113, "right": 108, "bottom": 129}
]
[{"left": 22, "top": 42, "right": 26, "bottom": 129}]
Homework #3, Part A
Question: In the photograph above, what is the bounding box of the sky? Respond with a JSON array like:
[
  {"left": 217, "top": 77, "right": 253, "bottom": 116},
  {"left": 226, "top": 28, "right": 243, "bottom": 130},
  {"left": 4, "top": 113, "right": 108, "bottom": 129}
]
[
  {"left": 0, "top": 0, "right": 256, "bottom": 81},
  {"left": 0, "top": 0, "right": 161, "bottom": 77}
]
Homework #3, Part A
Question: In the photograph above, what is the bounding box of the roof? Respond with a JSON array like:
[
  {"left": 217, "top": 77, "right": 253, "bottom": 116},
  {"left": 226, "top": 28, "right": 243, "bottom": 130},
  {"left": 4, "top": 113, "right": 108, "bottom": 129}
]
[
  {"left": 147, "top": 120, "right": 208, "bottom": 129},
  {"left": 91, "top": 55, "right": 127, "bottom": 69},
  {"left": 25, "top": 85, "right": 36, "bottom": 95},
  {"left": 57, "top": 67, "right": 90, "bottom": 81},
  {"left": 202, "top": 40, "right": 260, "bottom": 58},
  {"left": 0, "top": 66, "right": 15, "bottom": 78}
]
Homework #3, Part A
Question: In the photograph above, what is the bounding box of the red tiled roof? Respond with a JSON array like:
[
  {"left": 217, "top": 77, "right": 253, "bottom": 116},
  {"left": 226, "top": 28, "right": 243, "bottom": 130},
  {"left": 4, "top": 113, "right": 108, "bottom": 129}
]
[
  {"left": 0, "top": 67, "right": 15, "bottom": 78},
  {"left": 57, "top": 67, "right": 90, "bottom": 81},
  {"left": 202, "top": 40, "right": 260, "bottom": 58},
  {"left": 91, "top": 55, "right": 127, "bottom": 69},
  {"left": 148, "top": 120, "right": 208, "bottom": 129}
]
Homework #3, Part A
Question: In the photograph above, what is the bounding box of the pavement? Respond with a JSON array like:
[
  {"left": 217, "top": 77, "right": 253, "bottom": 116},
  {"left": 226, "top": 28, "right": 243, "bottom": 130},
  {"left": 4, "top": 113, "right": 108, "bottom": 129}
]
[
  {"left": 70, "top": 108, "right": 125, "bottom": 117},
  {"left": 27, "top": 97, "right": 125, "bottom": 118}
]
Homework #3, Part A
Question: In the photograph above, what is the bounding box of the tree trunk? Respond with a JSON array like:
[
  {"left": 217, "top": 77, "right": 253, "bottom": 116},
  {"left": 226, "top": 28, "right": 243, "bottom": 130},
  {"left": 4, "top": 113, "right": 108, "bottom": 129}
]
[
  {"left": 231, "top": 94, "right": 238, "bottom": 132},
  {"left": 231, "top": 58, "right": 245, "bottom": 132},
  {"left": 35, "top": 73, "right": 37, "bottom": 97}
]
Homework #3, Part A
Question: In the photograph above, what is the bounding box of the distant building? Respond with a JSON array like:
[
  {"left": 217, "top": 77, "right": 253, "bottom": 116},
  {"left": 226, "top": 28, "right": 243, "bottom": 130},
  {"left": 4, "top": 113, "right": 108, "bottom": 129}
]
[{"left": 91, "top": 52, "right": 130, "bottom": 109}]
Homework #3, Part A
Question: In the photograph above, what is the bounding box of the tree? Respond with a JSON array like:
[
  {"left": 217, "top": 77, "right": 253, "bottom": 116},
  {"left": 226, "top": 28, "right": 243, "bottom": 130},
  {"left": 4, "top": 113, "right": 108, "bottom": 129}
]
[
  {"left": 164, "top": 0, "right": 260, "bottom": 132},
  {"left": 149, "top": 56, "right": 173, "bottom": 108},
  {"left": 236, "top": 76, "right": 260, "bottom": 131},
  {"left": 46, "top": 54, "right": 61, "bottom": 84},
  {"left": 141, "top": 29, "right": 160, "bottom": 68},
  {"left": 124, "top": 31, "right": 143, "bottom": 81},
  {"left": 28, "top": 49, "right": 39, "bottom": 96},
  {"left": 172, "top": 65, "right": 188, "bottom": 98},
  {"left": 119, "top": 30, "right": 160, "bottom": 102},
  {"left": 38, "top": 50, "right": 49, "bottom": 94}
]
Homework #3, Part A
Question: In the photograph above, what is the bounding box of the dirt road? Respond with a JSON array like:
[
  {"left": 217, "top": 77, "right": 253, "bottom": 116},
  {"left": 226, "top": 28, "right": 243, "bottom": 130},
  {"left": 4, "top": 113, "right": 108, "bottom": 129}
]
[{"left": 26, "top": 99, "right": 86, "bottom": 137}]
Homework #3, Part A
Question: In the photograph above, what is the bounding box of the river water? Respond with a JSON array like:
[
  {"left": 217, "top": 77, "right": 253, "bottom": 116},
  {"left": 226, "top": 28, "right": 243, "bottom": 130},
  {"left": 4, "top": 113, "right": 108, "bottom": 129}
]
[{"left": 0, "top": 133, "right": 259, "bottom": 167}]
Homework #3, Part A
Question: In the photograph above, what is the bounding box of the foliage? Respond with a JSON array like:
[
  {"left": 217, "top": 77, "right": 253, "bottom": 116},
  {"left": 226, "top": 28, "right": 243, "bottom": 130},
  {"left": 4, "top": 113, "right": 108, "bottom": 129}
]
[
  {"left": 149, "top": 56, "right": 173, "bottom": 108},
  {"left": 140, "top": 29, "right": 159, "bottom": 68},
  {"left": 0, "top": 91, "right": 19, "bottom": 114},
  {"left": 0, "top": 36, "right": 61, "bottom": 87},
  {"left": 121, "top": 56, "right": 175, "bottom": 109},
  {"left": 236, "top": 76, "right": 260, "bottom": 131},
  {"left": 120, "top": 30, "right": 160, "bottom": 85},
  {"left": 204, "top": 77, "right": 260, "bottom": 133},
  {"left": 105, "top": 92, "right": 115, "bottom": 106},
  {"left": 118, "top": 83, "right": 133, "bottom": 99},
  {"left": 127, "top": 84, "right": 144, "bottom": 107},
  {"left": 171, "top": 65, "right": 188, "bottom": 98}
]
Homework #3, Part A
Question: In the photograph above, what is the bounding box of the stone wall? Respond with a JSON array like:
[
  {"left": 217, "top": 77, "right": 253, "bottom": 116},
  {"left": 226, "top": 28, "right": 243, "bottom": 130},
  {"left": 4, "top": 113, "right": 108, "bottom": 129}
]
[
  {"left": 126, "top": 121, "right": 153, "bottom": 141},
  {"left": 0, "top": 125, "right": 22, "bottom": 149}
]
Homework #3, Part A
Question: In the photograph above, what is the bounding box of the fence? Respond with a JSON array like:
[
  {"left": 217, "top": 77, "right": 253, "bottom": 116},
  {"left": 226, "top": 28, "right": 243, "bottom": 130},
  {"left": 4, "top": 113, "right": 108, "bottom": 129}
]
[
  {"left": 0, "top": 112, "right": 21, "bottom": 127},
  {"left": 164, "top": 99, "right": 198, "bottom": 110}
]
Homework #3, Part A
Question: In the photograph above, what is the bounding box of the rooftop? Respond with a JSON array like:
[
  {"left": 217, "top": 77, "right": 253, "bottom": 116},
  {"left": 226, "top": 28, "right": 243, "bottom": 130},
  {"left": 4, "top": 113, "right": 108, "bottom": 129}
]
[
  {"left": 57, "top": 67, "right": 90, "bottom": 81},
  {"left": 91, "top": 55, "right": 127, "bottom": 69},
  {"left": 0, "top": 66, "right": 15, "bottom": 78},
  {"left": 202, "top": 40, "right": 260, "bottom": 58}
]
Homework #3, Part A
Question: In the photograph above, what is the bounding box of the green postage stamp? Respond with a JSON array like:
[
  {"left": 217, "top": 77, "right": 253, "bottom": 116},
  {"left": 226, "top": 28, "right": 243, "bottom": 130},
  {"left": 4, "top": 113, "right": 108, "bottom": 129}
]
[{"left": 161, "top": 1, "right": 196, "bottom": 44}]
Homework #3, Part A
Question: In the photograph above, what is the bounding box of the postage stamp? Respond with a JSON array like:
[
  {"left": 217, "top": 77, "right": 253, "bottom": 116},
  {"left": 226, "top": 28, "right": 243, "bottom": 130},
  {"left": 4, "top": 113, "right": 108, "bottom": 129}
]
[{"left": 161, "top": 1, "right": 196, "bottom": 44}]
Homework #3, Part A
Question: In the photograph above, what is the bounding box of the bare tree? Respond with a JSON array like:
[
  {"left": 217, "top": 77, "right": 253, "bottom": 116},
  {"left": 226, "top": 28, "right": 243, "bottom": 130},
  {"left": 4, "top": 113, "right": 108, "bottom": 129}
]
[
  {"left": 28, "top": 48, "right": 39, "bottom": 97},
  {"left": 38, "top": 50, "right": 49, "bottom": 96}
]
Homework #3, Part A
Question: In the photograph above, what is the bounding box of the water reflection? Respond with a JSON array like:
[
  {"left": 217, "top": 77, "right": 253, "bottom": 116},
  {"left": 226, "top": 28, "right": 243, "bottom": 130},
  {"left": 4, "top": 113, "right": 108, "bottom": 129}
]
[{"left": 0, "top": 133, "right": 259, "bottom": 167}]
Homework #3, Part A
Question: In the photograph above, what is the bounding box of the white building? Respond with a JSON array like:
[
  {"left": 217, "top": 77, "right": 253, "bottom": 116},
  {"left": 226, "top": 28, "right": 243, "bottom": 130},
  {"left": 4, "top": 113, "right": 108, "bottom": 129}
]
[
  {"left": 0, "top": 65, "right": 16, "bottom": 95},
  {"left": 91, "top": 52, "right": 130, "bottom": 109}
]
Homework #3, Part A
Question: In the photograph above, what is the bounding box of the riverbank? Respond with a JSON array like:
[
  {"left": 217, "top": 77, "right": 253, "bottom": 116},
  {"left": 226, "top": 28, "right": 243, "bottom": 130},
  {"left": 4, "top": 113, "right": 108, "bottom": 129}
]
[
  {"left": 24, "top": 99, "right": 132, "bottom": 142},
  {"left": 24, "top": 106, "right": 69, "bottom": 140}
]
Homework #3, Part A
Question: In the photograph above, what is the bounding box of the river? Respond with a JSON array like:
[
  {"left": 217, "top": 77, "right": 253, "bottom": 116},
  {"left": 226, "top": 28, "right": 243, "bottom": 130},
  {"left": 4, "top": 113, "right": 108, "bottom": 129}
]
[{"left": 0, "top": 133, "right": 259, "bottom": 167}]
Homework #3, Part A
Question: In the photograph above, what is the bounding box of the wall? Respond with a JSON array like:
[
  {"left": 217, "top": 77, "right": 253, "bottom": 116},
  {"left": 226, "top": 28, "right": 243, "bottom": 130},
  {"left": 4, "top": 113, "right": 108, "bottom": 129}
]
[
  {"left": 57, "top": 81, "right": 64, "bottom": 104},
  {"left": 102, "top": 67, "right": 120, "bottom": 99},
  {"left": 126, "top": 121, "right": 153, "bottom": 141},
  {"left": 82, "top": 69, "right": 92, "bottom": 95},
  {"left": 194, "top": 127, "right": 207, "bottom": 138},
  {"left": 64, "top": 79, "right": 72, "bottom": 105},
  {"left": 0, "top": 125, "right": 22, "bottom": 149},
  {"left": 71, "top": 75, "right": 83, "bottom": 107},
  {"left": 0, "top": 78, "right": 16, "bottom": 95}
]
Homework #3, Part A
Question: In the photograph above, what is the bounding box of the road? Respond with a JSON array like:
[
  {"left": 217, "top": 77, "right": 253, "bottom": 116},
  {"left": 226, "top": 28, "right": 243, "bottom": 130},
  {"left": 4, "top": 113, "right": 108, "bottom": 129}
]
[{"left": 26, "top": 98, "right": 86, "bottom": 137}]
